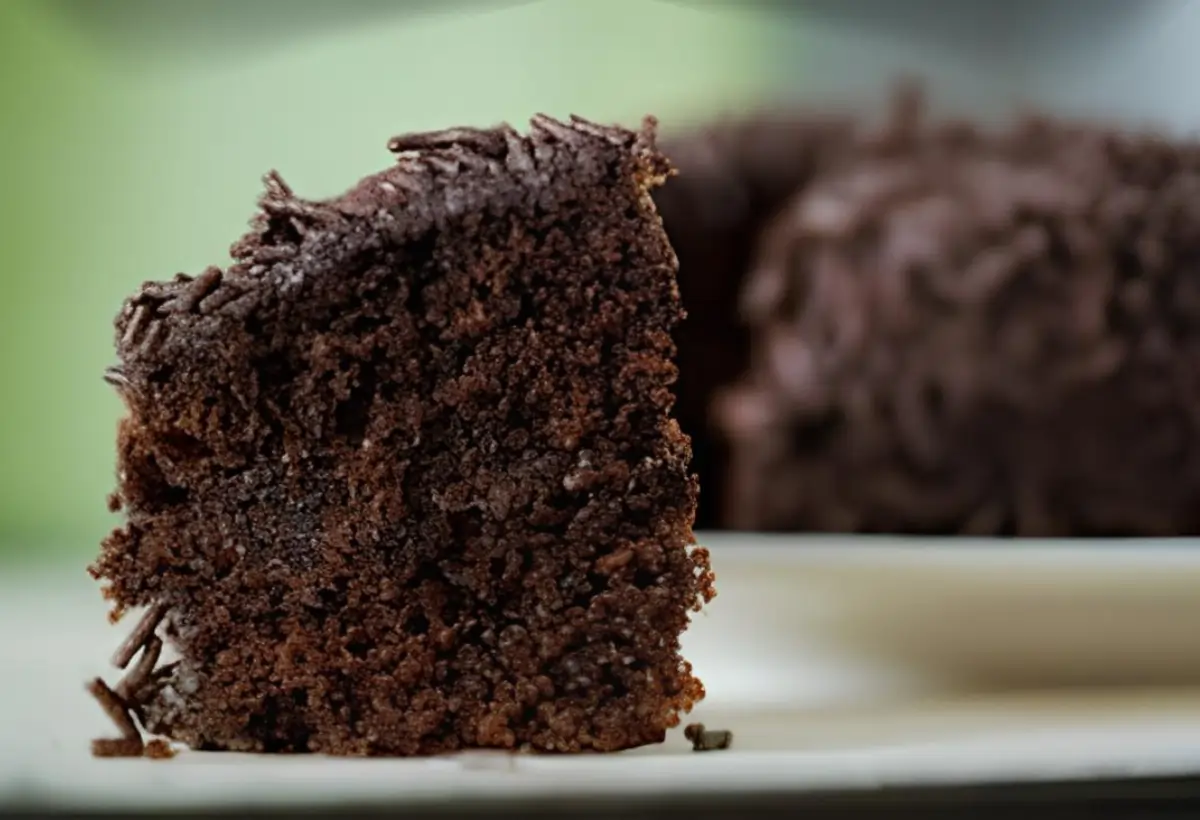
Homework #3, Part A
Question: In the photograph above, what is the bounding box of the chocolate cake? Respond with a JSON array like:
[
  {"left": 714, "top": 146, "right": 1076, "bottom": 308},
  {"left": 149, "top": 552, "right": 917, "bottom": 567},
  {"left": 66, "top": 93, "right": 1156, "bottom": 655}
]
[
  {"left": 652, "top": 114, "right": 855, "bottom": 528},
  {"left": 712, "top": 111, "right": 1200, "bottom": 535},
  {"left": 89, "top": 115, "right": 715, "bottom": 756}
]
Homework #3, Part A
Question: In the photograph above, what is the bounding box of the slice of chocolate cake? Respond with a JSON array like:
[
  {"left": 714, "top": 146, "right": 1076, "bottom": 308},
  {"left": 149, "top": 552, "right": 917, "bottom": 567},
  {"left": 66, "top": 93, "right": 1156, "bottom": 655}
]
[{"left": 89, "top": 115, "right": 715, "bottom": 756}]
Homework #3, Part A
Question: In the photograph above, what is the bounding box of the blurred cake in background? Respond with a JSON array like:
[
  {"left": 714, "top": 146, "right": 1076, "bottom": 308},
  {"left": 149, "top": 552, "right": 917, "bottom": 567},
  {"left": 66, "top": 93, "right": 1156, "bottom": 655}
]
[
  {"left": 658, "top": 88, "right": 1200, "bottom": 536},
  {"left": 653, "top": 113, "right": 856, "bottom": 529}
]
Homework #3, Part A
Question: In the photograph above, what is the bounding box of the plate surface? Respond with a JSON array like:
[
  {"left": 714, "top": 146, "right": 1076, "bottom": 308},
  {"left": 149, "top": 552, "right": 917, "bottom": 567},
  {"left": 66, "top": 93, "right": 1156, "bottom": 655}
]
[{"left": 4, "top": 535, "right": 1200, "bottom": 811}]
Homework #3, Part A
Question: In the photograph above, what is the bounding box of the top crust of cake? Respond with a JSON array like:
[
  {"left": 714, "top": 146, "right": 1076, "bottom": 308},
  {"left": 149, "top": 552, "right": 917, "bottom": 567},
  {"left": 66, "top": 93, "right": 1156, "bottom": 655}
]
[{"left": 111, "top": 115, "right": 670, "bottom": 381}]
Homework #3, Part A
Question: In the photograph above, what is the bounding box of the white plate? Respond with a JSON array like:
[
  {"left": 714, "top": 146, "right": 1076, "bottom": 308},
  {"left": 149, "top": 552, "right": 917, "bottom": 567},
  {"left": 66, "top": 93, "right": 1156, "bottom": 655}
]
[
  {"left": 693, "top": 534, "right": 1200, "bottom": 696},
  {"left": 4, "top": 535, "right": 1200, "bottom": 812}
]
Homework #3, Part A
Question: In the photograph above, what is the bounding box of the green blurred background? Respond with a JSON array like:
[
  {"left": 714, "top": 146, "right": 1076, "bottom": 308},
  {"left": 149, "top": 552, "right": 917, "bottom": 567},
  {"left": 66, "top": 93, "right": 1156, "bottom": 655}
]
[{"left": 0, "top": 0, "right": 780, "bottom": 565}]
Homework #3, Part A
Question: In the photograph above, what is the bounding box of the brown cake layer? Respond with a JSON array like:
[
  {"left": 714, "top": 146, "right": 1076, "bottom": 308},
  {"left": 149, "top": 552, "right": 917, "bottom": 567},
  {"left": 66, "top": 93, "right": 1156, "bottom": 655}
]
[
  {"left": 90, "top": 116, "right": 715, "bottom": 755},
  {"left": 713, "top": 109, "right": 1200, "bottom": 535}
]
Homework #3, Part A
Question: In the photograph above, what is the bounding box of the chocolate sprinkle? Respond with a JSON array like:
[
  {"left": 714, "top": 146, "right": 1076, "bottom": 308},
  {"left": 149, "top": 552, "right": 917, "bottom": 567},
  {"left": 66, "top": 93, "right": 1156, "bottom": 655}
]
[
  {"left": 88, "top": 677, "right": 144, "bottom": 757},
  {"left": 684, "top": 723, "right": 732, "bottom": 752},
  {"left": 102, "top": 365, "right": 130, "bottom": 390},
  {"left": 91, "top": 738, "right": 146, "bottom": 758},
  {"left": 143, "top": 738, "right": 177, "bottom": 760},
  {"left": 110, "top": 602, "right": 166, "bottom": 670},
  {"left": 116, "top": 634, "right": 163, "bottom": 703}
]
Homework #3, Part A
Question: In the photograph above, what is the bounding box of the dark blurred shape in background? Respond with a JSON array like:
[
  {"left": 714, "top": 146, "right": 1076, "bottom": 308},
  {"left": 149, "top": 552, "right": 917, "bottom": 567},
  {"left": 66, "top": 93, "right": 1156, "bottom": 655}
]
[{"left": 5, "top": 0, "right": 1200, "bottom": 562}]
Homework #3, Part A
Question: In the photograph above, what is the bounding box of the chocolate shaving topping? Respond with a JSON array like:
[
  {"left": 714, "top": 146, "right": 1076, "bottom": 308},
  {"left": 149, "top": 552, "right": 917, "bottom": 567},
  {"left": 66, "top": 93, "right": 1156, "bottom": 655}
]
[
  {"left": 111, "top": 602, "right": 166, "bottom": 670},
  {"left": 388, "top": 127, "right": 508, "bottom": 158},
  {"left": 684, "top": 723, "right": 732, "bottom": 752},
  {"left": 88, "top": 677, "right": 144, "bottom": 757},
  {"left": 120, "top": 304, "right": 148, "bottom": 349},
  {"left": 116, "top": 634, "right": 163, "bottom": 703},
  {"left": 91, "top": 738, "right": 146, "bottom": 758},
  {"left": 143, "top": 739, "right": 177, "bottom": 759},
  {"left": 92, "top": 612, "right": 171, "bottom": 757},
  {"left": 102, "top": 365, "right": 129, "bottom": 390}
]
